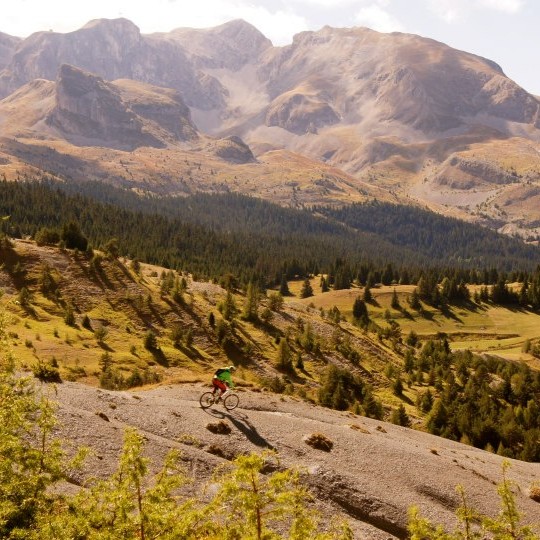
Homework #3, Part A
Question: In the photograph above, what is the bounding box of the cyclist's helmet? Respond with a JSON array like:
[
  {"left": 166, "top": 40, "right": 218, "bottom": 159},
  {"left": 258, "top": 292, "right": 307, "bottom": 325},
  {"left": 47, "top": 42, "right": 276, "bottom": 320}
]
[{"left": 228, "top": 365, "right": 236, "bottom": 372}]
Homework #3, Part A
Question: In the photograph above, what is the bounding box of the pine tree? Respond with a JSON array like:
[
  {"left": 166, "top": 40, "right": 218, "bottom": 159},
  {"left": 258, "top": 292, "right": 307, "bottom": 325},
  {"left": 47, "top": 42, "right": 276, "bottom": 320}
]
[
  {"left": 242, "top": 281, "right": 259, "bottom": 321},
  {"left": 409, "top": 288, "right": 421, "bottom": 310},
  {"left": 352, "top": 297, "right": 369, "bottom": 324},
  {"left": 391, "top": 288, "right": 401, "bottom": 310},
  {"left": 276, "top": 338, "right": 293, "bottom": 371},
  {"left": 220, "top": 290, "right": 238, "bottom": 321},
  {"left": 279, "top": 274, "right": 291, "bottom": 296},
  {"left": 300, "top": 277, "right": 314, "bottom": 298},
  {"left": 391, "top": 404, "right": 410, "bottom": 427},
  {"left": 363, "top": 285, "right": 372, "bottom": 303}
]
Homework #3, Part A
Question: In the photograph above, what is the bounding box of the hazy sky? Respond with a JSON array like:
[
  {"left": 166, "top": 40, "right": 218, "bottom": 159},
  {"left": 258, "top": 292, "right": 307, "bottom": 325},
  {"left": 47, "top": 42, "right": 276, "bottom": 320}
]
[{"left": 3, "top": 0, "right": 539, "bottom": 95}]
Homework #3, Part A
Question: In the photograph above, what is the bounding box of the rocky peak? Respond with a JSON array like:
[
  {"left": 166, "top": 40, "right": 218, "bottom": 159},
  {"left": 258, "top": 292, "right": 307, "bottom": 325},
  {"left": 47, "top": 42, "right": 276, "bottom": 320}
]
[
  {"left": 79, "top": 18, "right": 143, "bottom": 50},
  {"left": 167, "top": 19, "right": 272, "bottom": 70},
  {"left": 260, "top": 25, "right": 540, "bottom": 132}
]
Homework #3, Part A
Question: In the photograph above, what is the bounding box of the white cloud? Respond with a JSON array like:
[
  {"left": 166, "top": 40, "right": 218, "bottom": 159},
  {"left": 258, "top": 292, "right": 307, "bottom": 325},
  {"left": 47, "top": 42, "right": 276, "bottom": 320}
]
[
  {"left": 355, "top": 4, "right": 405, "bottom": 32},
  {"left": 227, "top": 6, "right": 309, "bottom": 45},
  {"left": 290, "top": 0, "right": 357, "bottom": 5},
  {"left": 425, "top": 0, "right": 525, "bottom": 22}
]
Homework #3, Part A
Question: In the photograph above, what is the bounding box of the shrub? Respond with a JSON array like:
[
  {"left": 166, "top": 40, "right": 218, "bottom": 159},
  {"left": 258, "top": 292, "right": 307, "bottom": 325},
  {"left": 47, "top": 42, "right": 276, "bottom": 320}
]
[
  {"left": 143, "top": 330, "right": 158, "bottom": 351},
  {"left": 32, "top": 360, "right": 62, "bottom": 383},
  {"left": 530, "top": 482, "right": 540, "bottom": 503},
  {"left": 304, "top": 432, "right": 334, "bottom": 452},
  {"left": 206, "top": 420, "right": 231, "bottom": 435}
]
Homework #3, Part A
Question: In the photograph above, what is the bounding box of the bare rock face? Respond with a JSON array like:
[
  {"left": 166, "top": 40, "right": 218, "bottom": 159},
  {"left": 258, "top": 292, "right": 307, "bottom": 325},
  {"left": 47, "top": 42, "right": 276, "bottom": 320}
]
[
  {"left": 114, "top": 79, "right": 198, "bottom": 142},
  {"left": 47, "top": 64, "right": 162, "bottom": 149},
  {"left": 258, "top": 26, "right": 540, "bottom": 134},
  {"left": 0, "top": 18, "right": 225, "bottom": 110},
  {"left": 265, "top": 92, "right": 340, "bottom": 134},
  {"left": 0, "top": 32, "right": 20, "bottom": 70},
  {"left": 210, "top": 135, "right": 255, "bottom": 163}
]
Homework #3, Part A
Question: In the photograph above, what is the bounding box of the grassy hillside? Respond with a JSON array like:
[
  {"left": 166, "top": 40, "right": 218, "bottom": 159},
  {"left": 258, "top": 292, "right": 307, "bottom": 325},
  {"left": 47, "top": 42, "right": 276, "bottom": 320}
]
[{"left": 2, "top": 238, "right": 540, "bottom": 461}]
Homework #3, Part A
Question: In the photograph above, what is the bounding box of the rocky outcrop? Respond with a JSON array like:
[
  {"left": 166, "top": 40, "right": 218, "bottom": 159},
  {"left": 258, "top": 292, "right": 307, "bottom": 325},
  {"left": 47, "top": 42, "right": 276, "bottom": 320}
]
[
  {"left": 47, "top": 64, "right": 162, "bottom": 149},
  {"left": 209, "top": 135, "right": 255, "bottom": 163},
  {"left": 265, "top": 92, "right": 339, "bottom": 134},
  {"left": 114, "top": 79, "right": 198, "bottom": 142},
  {"left": 433, "top": 155, "right": 518, "bottom": 189}
]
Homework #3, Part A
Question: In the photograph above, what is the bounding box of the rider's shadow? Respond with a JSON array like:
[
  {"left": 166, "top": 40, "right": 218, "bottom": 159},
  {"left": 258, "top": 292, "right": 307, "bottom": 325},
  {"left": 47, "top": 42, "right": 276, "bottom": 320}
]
[{"left": 204, "top": 408, "right": 275, "bottom": 450}]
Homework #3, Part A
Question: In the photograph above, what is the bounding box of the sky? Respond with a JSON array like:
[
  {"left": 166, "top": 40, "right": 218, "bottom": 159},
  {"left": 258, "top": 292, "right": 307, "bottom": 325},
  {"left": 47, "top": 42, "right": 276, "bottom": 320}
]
[{"left": 2, "top": 0, "right": 539, "bottom": 95}]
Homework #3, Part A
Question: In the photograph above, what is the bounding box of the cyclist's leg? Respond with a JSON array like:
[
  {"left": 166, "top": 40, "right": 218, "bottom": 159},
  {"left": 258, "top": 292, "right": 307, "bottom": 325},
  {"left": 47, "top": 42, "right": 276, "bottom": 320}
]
[
  {"left": 221, "top": 383, "right": 231, "bottom": 399},
  {"left": 213, "top": 378, "right": 227, "bottom": 398}
]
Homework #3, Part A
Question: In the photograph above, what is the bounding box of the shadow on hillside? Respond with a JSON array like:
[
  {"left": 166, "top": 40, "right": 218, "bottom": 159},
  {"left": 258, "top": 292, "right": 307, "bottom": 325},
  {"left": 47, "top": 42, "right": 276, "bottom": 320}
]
[
  {"left": 440, "top": 306, "right": 462, "bottom": 323},
  {"left": 150, "top": 348, "right": 169, "bottom": 367},
  {"left": 203, "top": 408, "right": 275, "bottom": 449}
]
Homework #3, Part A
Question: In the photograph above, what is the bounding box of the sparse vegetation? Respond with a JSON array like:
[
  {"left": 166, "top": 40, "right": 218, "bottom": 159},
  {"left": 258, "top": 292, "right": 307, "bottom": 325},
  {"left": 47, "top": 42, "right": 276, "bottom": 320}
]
[{"left": 408, "top": 463, "right": 539, "bottom": 539}]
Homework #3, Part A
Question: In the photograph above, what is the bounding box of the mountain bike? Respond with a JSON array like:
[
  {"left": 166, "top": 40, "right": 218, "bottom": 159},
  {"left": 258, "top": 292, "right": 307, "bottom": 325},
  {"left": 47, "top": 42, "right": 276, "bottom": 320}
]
[{"left": 199, "top": 389, "right": 239, "bottom": 411}]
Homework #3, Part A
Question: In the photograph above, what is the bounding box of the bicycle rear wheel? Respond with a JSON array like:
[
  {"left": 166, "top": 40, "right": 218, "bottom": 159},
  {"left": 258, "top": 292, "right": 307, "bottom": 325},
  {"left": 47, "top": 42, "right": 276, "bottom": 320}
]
[
  {"left": 199, "top": 391, "right": 215, "bottom": 409},
  {"left": 223, "top": 393, "right": 239, "bottom": 410}
]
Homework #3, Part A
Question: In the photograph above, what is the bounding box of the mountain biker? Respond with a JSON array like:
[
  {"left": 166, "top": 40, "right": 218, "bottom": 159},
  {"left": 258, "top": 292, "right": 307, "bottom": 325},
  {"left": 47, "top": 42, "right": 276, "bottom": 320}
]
[{"left": 212, "top": 366, "right": 235, "bottom": 399}]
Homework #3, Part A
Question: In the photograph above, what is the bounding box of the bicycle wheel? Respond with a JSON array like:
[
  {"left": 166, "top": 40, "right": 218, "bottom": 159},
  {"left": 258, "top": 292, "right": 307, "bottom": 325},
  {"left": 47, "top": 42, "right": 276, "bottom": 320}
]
[
  {"left": 223, "top": 393, "right": 239, "bottom": 410},
  {"left": 199, "top": 392, "right": 215, "bottom": 409}
]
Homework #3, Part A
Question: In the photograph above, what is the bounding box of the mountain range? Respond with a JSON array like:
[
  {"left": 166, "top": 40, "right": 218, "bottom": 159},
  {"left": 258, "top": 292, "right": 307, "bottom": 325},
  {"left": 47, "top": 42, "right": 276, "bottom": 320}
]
[{"left": 0, "top": 18, "right": 539, "bottom": 237}]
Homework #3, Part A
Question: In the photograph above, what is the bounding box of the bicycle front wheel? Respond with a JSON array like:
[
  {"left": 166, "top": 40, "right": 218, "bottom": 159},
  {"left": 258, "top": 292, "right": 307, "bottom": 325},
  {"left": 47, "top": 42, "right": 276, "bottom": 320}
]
[
  {"left": 223, "top": 393, "right": 239, "bottom": 410},
  {"left": 200, "top": 392, "right": 215, "bottom": 409}
]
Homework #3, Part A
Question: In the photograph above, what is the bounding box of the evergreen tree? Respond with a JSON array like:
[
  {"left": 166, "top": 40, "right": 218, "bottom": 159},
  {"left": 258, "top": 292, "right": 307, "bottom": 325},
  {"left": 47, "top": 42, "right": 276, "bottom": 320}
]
[
  {"left": 276, "top": 338, "right": 293, "bottom": 371},
  {"left": 220, "top": 290, "right": 238, "bottom": 321},
  {"left": 300, "top": 277, "right": 314, "bottom": 299},
  {"left": 61, "top": 222, "right": 88, "bottom": 251},
  {"left": 242, "top": 281, "right": 259, "bottom": 321},
  {"left": 409, "top": 288, "right": 421, "bottom": 310},
  {"left": 279, "top": 274, "right": 291, "bottom": 296},
  {"left": 391, "top": 288, "right": 401, "bottom": 310},
  {"left": 363, "top": 285, "right": 373, "bottom": 303},
  {"left": 352, "top": 297, "right": 369, "bottom": 326},
  {"left": 320, "top": 275, "right": 330, "bottom": 292},
  {"left": 391, "top": 404, "right": 410, "bottom": 427}
]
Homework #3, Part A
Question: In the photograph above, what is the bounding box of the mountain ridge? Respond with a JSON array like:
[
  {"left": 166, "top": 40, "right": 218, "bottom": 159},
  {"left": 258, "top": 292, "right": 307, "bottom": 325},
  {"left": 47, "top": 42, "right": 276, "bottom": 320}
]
[{"left": 0, "top": 18, "right": 539, "bottom": 237}]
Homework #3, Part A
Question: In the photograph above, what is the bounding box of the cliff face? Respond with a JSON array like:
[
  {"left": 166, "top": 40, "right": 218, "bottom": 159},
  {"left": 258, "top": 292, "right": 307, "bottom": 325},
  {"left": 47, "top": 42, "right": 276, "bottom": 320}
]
[
  {"left": 47, "top": 64, "right": 163, "bottom": 149},
  {"left": 0, "top": 31, "right": 20, "bottom": 70},
  {"left": 0, "top": 18, "right": 224, "bottom": 110}
]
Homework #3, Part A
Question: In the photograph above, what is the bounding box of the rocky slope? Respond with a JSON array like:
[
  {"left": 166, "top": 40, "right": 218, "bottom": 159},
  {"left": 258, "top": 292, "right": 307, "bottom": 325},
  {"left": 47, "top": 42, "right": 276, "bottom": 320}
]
[
  {"left": 0, "top": 18, "right": 539, "bottom": 235},
  {"left": 50, "top": 380, "right": 540, "bottom": 540}
]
